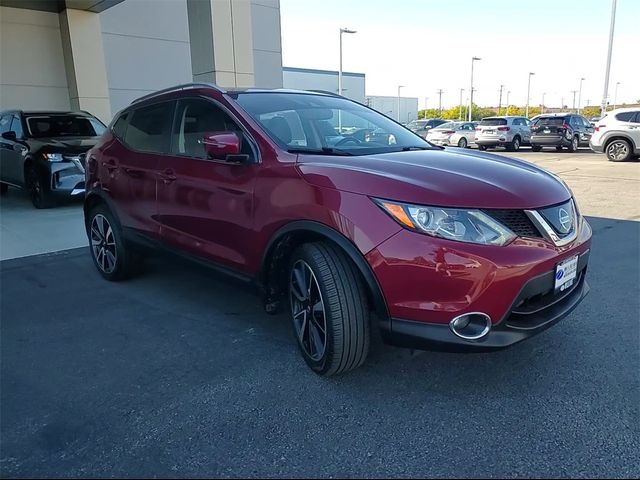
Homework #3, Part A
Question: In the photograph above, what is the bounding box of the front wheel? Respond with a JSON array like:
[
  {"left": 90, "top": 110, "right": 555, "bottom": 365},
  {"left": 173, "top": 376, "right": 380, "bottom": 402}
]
[
  {"left": 26, "top": 166, "right": 54, "bottom": 209},
  {"left": 478, "top": 145, "right": 488, "bottom": 151},
  {"left": 507, "top": 137, "right": 521, "bottom": 152},
  {"left": 606, "top": 139, "right": 632, "bottom": 162},
  {"left": 288, "top": 242, "right": 370, "bottom": 376},
  {"left": 457, "top": 137, "right": 468, "bottom": 148},
  {"left": 568, "top": 135, "right": 579, "bottom": 152}
]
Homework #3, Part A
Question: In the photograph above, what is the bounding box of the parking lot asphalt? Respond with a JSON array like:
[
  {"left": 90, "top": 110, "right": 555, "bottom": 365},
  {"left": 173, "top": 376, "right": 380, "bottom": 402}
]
[
  {"left": 1, "top": 213, "right": 639, "bottom": 478},
  {"left": 1, "top": 149, "right": 639, "bottom": 478}
]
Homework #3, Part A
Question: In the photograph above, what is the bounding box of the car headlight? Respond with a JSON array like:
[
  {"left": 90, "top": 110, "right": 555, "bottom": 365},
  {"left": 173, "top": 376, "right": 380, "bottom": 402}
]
[
  {"left": 374, "top": 199, "right": 516, "bottom": 246},
  {"left": 43, "top": 153, "right": 64, "bottom": 162}
]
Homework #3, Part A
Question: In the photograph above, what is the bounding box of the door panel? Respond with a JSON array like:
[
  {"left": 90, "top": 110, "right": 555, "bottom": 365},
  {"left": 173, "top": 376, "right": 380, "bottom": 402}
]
[{"left": 0, "top": 116, "right": 26, "bottom": 184}]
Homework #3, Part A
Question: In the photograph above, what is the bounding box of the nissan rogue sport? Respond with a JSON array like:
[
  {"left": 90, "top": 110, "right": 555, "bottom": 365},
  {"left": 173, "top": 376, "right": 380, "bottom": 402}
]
[{"left": 84, "top": 83, "right": 592, "bottom": 376}]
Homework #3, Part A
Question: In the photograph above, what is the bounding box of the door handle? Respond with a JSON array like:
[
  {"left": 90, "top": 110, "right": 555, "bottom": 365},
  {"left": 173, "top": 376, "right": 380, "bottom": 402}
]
[
  {"left": 124, "top": 167, "right": 144, "bottom": 178},
  {"left": 159, "top": 169, "right": 177, "bottom": 184}
]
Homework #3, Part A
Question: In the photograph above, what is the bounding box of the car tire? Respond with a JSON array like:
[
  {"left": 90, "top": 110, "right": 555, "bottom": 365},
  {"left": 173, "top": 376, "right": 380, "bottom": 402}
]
[
  {"left": 457, "top": 137, "right": 468, "bottom": 148},
  {"left": 568, "top": 136, "right": 579, "bottom": 152},
  {"left": 478, "top": 145, "right": 488, "bottom": 151},
  {"left": 606, "top": 139, "right": 632, "bottom": 162},
  {"left": 26, "top": 165, "right": 54, "bottom": 209},
  {"left": 288, "top": 242, "right": 370, "bottom": 376},
  {"left": 532, "top": 145, "right": 542, "bottom": 152},
  {"left": 507, "top": 136, "right": 521, "bottom": 152},
  {"left": 0, "top": 183, "right": 8, "bottom": 195},
  {"left": 87, "top": 204, "right": 139, "bottom": 281}
]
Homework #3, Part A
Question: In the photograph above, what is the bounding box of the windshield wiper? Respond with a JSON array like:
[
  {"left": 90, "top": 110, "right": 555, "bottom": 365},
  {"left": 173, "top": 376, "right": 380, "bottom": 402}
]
[{"left": 287, "top": 147, "right": 354, "bottom": 156}]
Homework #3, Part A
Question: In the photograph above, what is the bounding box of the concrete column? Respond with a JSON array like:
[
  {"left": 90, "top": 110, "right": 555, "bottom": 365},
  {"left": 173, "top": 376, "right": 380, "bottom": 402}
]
[
  {"left": 59, "top": 9, "right": 111, "bottom": 123},
  {"left": 187, "top": 0, "right": 283, "bottom": 89}
]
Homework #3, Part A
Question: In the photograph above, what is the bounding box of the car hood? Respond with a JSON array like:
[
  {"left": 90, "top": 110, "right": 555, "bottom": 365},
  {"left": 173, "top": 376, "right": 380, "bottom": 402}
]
[
  {"left": 27, "top": 136, "right": 99, "bottom": 153},
  {"left": 296, "top": 148, "right": 571, "bottom": 209}
]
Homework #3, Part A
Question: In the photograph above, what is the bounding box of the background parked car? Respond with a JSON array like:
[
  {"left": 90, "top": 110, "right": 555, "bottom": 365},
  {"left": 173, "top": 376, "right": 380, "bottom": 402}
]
[
  {"left": 530, "top": 113, "right": 594, "bottom": 152},
  {"left": 0, "top": 110, "right": 105, "bottom": 208},
  {"left": 425, "top": 121, "right": 477, "bottom": 148},
  {"left": 407, "top": 118, "right": 448, "bottom": 138},
  {"left": 475, "top": 116, "right": 531, "bottom": 151},
  {"left": 589, "top": 108, "right": 640, "bottom": 162}
]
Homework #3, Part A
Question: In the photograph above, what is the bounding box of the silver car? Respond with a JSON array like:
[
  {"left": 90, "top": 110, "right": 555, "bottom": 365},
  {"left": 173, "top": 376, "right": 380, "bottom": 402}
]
[
  {"left": 425, "top": 121, "right": 477, "bottom": 148},
  {"left": 475, "top": 116, "right": 532, "bottom": 151},
  {"left": 589, "top": 108, "right": 640, "bottom": 162}
]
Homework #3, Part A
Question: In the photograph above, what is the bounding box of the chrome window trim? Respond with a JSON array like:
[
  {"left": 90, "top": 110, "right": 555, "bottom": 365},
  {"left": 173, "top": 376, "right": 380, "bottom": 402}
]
[{"left": 525, "top": 202, "right": 579, "bottom": 247}]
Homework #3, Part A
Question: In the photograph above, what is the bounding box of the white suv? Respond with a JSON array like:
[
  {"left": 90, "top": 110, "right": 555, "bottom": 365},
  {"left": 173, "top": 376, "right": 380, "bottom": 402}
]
[
  {"left": 589, "top": 108, "right": 640, "bottom": 162},
  {"left": 475, "top": 116, "right": 531, "bottom": 151}
]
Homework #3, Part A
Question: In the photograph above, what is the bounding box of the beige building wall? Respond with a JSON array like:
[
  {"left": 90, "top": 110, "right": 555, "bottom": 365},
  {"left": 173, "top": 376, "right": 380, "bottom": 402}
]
[{"left": 0, "top": 6, "right": 71, "bottom": 111}]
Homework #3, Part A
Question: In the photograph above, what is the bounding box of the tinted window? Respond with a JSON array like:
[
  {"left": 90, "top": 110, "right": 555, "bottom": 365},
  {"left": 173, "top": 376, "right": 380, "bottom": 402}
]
[
  {"left": 480, "top": 118, "right": 507, "bottom": 126},
  {"left": 125, "top": 102, "right": 174, "bottom": 153},
  {"left": 0, "top": 115, "right": 10, "bottom": 134},
  {"left": 10, "top": 116, "right": 24, "bottom": 138},
  {"left": 615, "top": 111, "right": 636, "bottom": 122},
  {"left": 112, "top": 112, "right": 128, "bottom": 140},
  {"left": 533, "top": 117, "right": 566, "bottom": 126},
  {"left": 631, "top": 112, "right": 640, "bottom": 124},
  {"left": 25, "top": 114, "right": 105, "bottom": 138},
  {"left": 171, "top": 98, "right": 251, "bottom": 159}
]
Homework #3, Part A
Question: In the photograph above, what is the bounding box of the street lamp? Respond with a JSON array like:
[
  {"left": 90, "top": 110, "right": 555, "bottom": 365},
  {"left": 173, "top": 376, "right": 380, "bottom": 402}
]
[
  {"left": 600, "top": 0, "right": 617, "bottom": 115},
  {"left": 541, "top": 92, "right": 546, "bottom": 114},
  {"left": 525, "top": 72, "right": 535, "bottom": 118},
  {"left": 469, "top": 57, "right": 481, "bottom": 121},
  {"left": 613, "top": 81, "right": 621, "bottom": 110},
  {"left": 578, "top": 77, "right": 585, "bottom": 114},
  {"left": 397, "top": 85, "right": 405, "bottom": 122},
  {"left": 437, "top": 89, "right": 444, "bottom": 116},
  {"left": 505, "top": 90, "right": 511, "bottom": 115},
  {"left": 459, "top": 88, "right": 464, "bottom": 120},
  {"left": 338, "top": 28, "right": 357, "bottom": 96},
  {"left": 498, "top": 85, "right": 505, "bottom": 116}
]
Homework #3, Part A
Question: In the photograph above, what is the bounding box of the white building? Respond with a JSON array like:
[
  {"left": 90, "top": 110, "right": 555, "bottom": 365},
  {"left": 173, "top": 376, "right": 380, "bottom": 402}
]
[
  {"left": 0, "top": 0, "right": 284, "bottom": 123},
  {"left": 366, "top": 96, "right": 419, "bottom": 124},
  {"left": 282, "top": 67, "right": 366, "bottom": 104}
]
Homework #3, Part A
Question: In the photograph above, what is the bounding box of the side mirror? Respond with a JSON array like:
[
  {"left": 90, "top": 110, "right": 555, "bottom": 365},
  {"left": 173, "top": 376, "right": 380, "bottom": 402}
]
[
  {"left": 2, "top": 131, "right": 17, "bottom": 141},
  {"left": 200, "top": 131, "right": 247, "bottom": 163}
]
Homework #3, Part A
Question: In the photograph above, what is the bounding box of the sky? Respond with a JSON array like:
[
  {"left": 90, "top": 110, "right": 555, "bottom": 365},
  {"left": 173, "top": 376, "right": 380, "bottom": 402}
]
[{"left": 279, "top": 0, "right": 639, "bottom": 109}]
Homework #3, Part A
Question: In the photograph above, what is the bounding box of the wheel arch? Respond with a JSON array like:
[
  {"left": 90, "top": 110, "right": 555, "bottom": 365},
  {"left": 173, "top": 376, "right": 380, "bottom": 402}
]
[
  {"left": 84, "top": 190, "right": 121, "bottom": 230},
  {"left": 603, "top": 134, "right": 636, "bottom": 152},
  {"left": 259, "top": 220, "right": 390, "bottom": 328}
]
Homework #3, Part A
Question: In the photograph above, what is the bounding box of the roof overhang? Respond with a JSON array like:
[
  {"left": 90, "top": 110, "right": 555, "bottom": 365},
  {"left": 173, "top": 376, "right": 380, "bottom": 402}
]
[{"left": 0, "top": 0, "right": 124, "bottom": 13}]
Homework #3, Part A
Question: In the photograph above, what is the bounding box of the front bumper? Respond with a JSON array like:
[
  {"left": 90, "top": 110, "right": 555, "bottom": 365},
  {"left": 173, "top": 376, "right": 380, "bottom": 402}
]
[
  {"left": 47, "top": 161, "right": 85, "bottom": 196},
  {"left": 589, "top": 140, "right": 604, "bottom": 153}
]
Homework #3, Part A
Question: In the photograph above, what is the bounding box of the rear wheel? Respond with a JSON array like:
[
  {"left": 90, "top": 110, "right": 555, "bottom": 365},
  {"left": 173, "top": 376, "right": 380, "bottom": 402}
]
[
  {"left": 568, "top": 135, "right": 579, "bottom": 152},
  {"left": 478, "top": 145, "right": 488, "bottom": 151},
  {"left": 457, "top": 137, "right": 468, "bottom": 148},
  {"left": 88, "top": 204, "right": 139, "bottom": 281},
  {"left": 26, "top": 165, "right": 54, "bottom": 209},
  {"left": 288, "top": 242, "right": 370, "bottom": 376},
  {"left": 531, "top": 145, "right": 542, "bottom": 152},
  {"left": 507, "top": 136, "right": 521, "bottom": 152},
  {"left": 606, "top": 139, "right": 632, "bottom": 162},
  {"left": 556, "top": 145, "right": 564, "bottom": 151},
  {"left": 0, "top": 183, "right": 8, "bottom": 195}
]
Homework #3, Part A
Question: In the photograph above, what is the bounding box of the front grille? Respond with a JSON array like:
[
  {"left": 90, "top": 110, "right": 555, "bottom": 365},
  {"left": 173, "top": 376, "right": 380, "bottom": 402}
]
[{"left": 482, "top": 209, "right": 542, "bottom": 238}]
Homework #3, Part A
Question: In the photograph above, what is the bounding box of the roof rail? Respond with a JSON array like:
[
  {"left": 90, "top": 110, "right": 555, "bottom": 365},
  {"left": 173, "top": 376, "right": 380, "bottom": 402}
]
[{"left": 131, "top": 83, "right": 226, "bottom": 104}]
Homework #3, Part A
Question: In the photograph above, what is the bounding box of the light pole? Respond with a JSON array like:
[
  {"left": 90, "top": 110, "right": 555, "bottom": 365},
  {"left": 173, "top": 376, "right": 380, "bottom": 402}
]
[
  {"left": 541, "top": 92, "right": 546, "bottom": 114},
  {"left": 459, "top": 88, "right": 464, "bottom": 120},
  {"left": 498, "top": 85, "right": 504, "bottom": 116},
  {"left": 397, "top": 85, "right": 405, "bottom": 122},
  {"left": 469, "top": 57, "right": 481, "bottom": 121},
  {"left": 613, "top": 81, "right": 621, "bottom": 110},
  {"left": 525, "top": 72, "right": 535, "bottom": 118},
  {"left": 571, "top": 90, "right": 578, "bottom": 111},
  {"left": 437, "top": 89, "right": 444, "bottom": 116},
  {"left": 505, "top": 90, "right": 511, "bottom": 115},
  {"left": 600, "top": 0, "right": 617, "bottom": 115},
  {"left": 578, "top": 77, "right": 585, "bottom": 114},
  {"left": 338, "top": 28, "right": 356, "bottom": 96}
]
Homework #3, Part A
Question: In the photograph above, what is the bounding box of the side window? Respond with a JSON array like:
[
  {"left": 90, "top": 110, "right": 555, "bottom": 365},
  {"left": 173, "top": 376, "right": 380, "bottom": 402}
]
[
  {"left": 631, "top": 112, "right": 640, "bottom": 124},
  {"left": 10, "top": 116, "right": 24, "bottom": 138},
  {"left": 125, "top": 101, "right": 174, "bottom": 153},
  {"left": 171, "top": 98, "right": 252, "bottom": 159},
  {"left": 259, "top": 109, "right": 307, "bottom": 147},
  {"left": 581, "top": 117, "right": 591, "bottom": 128},
  {"left": 615, "top": 111, "right": 635, "bottom": 122},
  {"left": 112, "top": 112, "right": 129, "bottom": 140},
  {"left": 0, "top": 115, "right": 10, "bottom": 134},
  {"left": 513, "top": 118, "right": 522, "bottom": 126}
]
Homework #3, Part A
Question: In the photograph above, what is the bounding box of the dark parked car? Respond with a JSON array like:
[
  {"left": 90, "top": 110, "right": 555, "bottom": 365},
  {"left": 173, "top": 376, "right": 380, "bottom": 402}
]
[
  {"left": 84, "top": 84, "right": 591, "bottom": 376},
  {"left": 407, "top": 118, "right": 448, "bottom": 138},
  {"left": 0, "top": 110, "right": 106, "bottom": 207},
  {"left": 530, "top": 113, "right": 594, "bottom": 152}
]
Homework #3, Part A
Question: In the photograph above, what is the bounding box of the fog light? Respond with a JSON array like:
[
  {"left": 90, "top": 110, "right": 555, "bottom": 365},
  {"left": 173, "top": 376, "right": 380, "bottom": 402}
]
[{"left": 449, "top": 312, "right": 491, "bottom": 340}]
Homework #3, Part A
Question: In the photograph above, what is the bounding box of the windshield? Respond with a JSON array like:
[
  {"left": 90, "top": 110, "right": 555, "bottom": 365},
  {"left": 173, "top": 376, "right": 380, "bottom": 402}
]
[
  {"left": 234, "top": 92, "right": 431, "bottom": 155},
  {"left": 534, "top": 117, "right": 566, "bottom": 126},
  {"left": 480, "top": 118, "right": 508, "bottom": 126},
  {"left": 26, "top": 115, "right": 106, "bottom": 138}
]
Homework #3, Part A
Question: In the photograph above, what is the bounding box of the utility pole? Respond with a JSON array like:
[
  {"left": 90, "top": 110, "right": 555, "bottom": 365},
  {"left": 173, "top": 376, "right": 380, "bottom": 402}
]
[
  {"left": 571, "top": 90, "right": 578, "bottom": 112},
  {"left": 437, "top": 89, "right": 444, "bottom": 116},
  {"left": 600, "top": 0, "right": 617, "bottom": 115},
  {"left": 525, "top": 72, "right": 535, "bottom": 118},
  {"left": 505, "top": 90, "right": 511, "bottom": 115},
  {"left": 541, "top": 92, "right": 546, "bottom": 114},
  {"left": 578, "top": 77, "right": 585, "bottom": 114},
  {"left": 469, "top": 57, "right": 481, "bottom": 121},
  {"left": 459, "top": 88, "right": 464, "bottom": 120},
  {"left": 498, "top": 85, "right": 504, "bottom": 115}
]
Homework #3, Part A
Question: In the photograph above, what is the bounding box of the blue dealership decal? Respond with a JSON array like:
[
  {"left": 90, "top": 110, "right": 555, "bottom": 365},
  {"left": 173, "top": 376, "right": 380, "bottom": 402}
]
[{"left": 556, "top": 270, "right": 564, "bottom": 280}]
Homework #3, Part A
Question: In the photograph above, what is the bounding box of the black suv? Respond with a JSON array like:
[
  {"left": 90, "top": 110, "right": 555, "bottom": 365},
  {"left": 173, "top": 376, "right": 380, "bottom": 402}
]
[
  {"left": 0, "top": 110, "right": 106, "bottom": 208},
  {"left": 530, "top": 113, "right": 594, "bottom": 152}
]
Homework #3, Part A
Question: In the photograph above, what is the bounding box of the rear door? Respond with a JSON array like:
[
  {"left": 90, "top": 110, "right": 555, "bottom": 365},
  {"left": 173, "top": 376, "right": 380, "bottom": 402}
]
[
  {"left": 626, "top": 111, "right": 640, "bottom": 152},
  {"left": 156, "top": 97, "right": 258, "bottom": 272},
  {"left": 578, "top": 115, "right": 594, "bottom": 145}
]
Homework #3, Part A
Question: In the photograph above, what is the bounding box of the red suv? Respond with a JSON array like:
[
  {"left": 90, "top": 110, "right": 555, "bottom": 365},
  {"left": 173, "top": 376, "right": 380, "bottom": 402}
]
[{"left": 84, "top": 84, "right": 592, "bottom": 376}]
